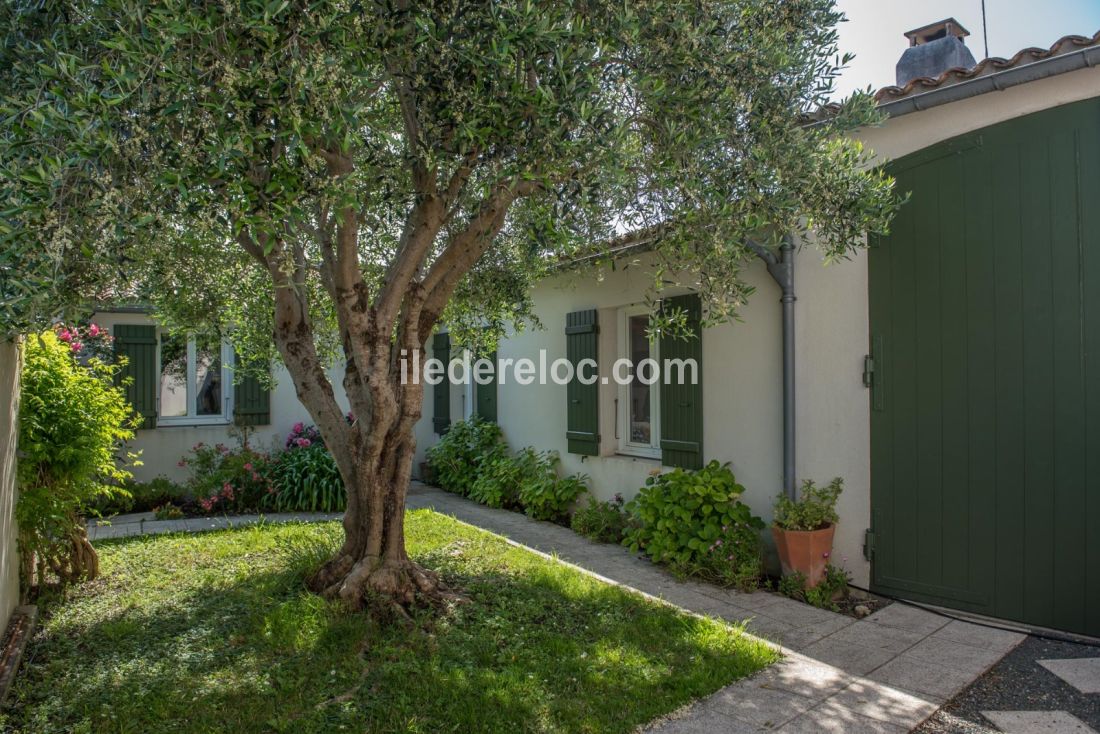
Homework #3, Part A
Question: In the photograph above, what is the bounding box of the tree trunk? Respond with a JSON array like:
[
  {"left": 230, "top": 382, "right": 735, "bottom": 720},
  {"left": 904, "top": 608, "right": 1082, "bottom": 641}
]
[{"left": 304, "top": 410, "right": 457, "bottom": 615}]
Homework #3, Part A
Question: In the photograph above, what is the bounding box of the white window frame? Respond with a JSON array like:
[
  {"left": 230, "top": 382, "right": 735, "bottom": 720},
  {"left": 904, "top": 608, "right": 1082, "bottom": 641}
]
[
  {"left": 156, "top": 332, "right": 235, "bottom": 426},
  {"left": 617, "top": 306, "right": 661, "bottom": 459}
]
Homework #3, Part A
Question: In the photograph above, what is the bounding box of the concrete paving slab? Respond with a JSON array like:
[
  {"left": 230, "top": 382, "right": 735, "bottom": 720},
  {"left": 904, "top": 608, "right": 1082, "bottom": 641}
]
[
  {"left": 865, "top": 604, "right": 950, "bottom": 636},
  {"left": 800, "top": 636, "right": 900, "bottom": 677},
  {"left": 982, "top": 710, "right": 1098, "bottom": 733},
  {"left": 778, "top": 700, "right": 910, "bottom": 733},
  {"left": 903, "top": 635, "right": 1008, "bottom": 675},
  {"left": 748, "top": 653, "right": 855, "bottom": 699},
  {"left": 707, "top": 680, "right": 817, "bottom": 728},
  {"left": 1037, "top": 658, "right": 1100, "bottom": 695},
  {"left": 825, "top": 619, "right": 928, "bottom": 655},
  {"left": 933, "top": 619, "right": 1027, "bottom": 654},
  {"left": 826, "top": 677, "right": 941, "bottom": 727},
  {"left": 869, "top": 656, "right": 979, "bottom": 700}
]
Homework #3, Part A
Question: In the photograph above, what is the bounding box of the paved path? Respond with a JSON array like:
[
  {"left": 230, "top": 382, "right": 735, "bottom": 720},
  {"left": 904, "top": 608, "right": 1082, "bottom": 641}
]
[
  {"left": 88, "top": 483, "right": 1028, "bottom": 732},
  {"left": 404, "top": 484, "right": 1026, "bottom": 733},
  {"left": 87, "top": 509, "right": 342, "bottom": 540}
]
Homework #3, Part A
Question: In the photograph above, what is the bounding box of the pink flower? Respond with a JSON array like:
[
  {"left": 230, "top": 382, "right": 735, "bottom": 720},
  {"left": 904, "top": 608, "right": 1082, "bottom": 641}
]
[
  {"left": 199, "top": 497, "right": 215, "bottom": 511},
  {"left": 251, "top": 472, "right": 261, "bottom": 482},
  {"left": 70, "top": 342, "right": 82, "bottom": 353},
  {"left": 243, "top": 462, "right": 253, "bottom": 471},
  {"left": 292, "top": 422, "right": 304, "bottom": 434},
  {"left": 296, "top": 437, "right": 311, "bottom": 448},
  {"left": 57, "top": 329, "right": 72, "bottom": 342},
  {"left": 89, "top": 323, "right": 100, "bottom": 337},
  {"left": 822, "top": 551, "right": 831, "bottom": 559}
]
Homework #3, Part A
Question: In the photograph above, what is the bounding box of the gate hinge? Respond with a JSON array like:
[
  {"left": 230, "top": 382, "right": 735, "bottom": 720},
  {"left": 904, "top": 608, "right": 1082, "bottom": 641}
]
[
  {"left": 862, "top": 355, "right": 875, "bottom": 388},
  {"left": 863, "top": 528, "right": 875, "bottom": 561}
]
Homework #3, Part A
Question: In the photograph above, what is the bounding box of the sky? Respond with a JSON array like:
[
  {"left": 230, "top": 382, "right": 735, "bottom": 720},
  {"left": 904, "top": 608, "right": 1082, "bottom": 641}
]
[{"left": 832, "top": 0, "right": 1100, "bottom": 97}]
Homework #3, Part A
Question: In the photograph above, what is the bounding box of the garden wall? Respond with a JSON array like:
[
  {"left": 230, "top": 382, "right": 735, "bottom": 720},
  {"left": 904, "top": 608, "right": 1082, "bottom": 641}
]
[{"left": 0, "top": 338, "right": 22, "bottom": 629}]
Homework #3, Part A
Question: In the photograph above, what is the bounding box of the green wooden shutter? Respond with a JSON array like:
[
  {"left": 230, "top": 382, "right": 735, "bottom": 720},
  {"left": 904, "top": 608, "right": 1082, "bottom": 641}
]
[
  {"left": 475, "top": 349, "right": 498, "bottom": 422},
  {"left": 113, "top": 324, "right": 157, "bottom": 429},
  {"left": 233, "top": 357, "right": 271, "bottom": 426},
  {"left": 565, "top": 309, "right": 599, "bottom": 455},
  {"left": 432, "top": 333, "right": 451, "bottom": 434},
  {"left": 659, "top": 294, "right": 703, "bottom": 469}
]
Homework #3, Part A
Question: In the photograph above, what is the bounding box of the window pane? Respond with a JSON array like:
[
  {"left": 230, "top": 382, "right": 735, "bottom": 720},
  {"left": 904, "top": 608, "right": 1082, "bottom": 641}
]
[
  {"left": 195, "top": 335, "right": 222, "bottom": 416},
  {"left": 159, "top": 333, "right": 188, "bottom": 418},
  {"left": 628, "top": 315, "right": 651, "bottom": 444}
]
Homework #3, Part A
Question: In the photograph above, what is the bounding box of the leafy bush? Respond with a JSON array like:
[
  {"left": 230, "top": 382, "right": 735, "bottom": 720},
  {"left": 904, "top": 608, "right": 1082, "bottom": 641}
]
[
  {"left": 267, "top": 440, "right": 346, "bottom": 513},
  {"left": 181, "top": 440, "right": 273, "bottom": 514},
  {"left": 467, "top": 451, "right": 524, "bottom": 509},
  {"left": 17, "top": 329, "right": 139, "bottom": 590},
  {"left": 776, "top": 565, "right": 851, "bottom": 611},
  {"left": 570, "top": 494, "right": 628, "bottom": 543},
  {"left": 624, "top": 461, "right": 765, "bottom": 591},
  {"left": 516, "top": 451, "right": 588, "bottom": 523},
  {"left": 90, "top": 476, "right": 184, "bottom": 516},
  {"left": 153, "top": 503, "right": 185, "bottom": 520},
  {"left": 773, "top": 477, "right": 843, "bottom": 531},
  {"left": 426, "top": 418, "right": 505, "bottom": 496}
]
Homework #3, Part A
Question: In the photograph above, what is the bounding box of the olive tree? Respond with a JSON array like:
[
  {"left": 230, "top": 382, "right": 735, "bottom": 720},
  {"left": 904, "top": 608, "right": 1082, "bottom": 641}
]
[{"left": 1, "top": 0, "right": 895, "bottom": 610}]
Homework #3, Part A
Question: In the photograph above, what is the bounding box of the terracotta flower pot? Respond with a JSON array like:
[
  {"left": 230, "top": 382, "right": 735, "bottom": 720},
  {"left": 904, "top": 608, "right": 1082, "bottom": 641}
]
[{"left": 772, "top": 523, "right": 836, "bottom": 588}]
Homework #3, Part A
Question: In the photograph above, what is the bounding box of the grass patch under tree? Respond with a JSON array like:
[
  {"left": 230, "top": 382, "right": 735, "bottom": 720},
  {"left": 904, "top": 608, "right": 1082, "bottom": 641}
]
[{"left": 3, "top": 511, "right": 776, "bottom": 733}]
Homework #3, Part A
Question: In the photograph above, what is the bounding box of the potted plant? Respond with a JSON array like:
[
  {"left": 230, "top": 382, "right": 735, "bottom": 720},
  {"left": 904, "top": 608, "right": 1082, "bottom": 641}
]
[{"left": 772, "top": 478, "right": 843, "bottom": 587}]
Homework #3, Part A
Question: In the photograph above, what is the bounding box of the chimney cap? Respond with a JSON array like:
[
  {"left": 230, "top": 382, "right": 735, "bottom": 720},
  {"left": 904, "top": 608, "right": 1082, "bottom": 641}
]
[{"left": 904, "top": 18, "right": 971, "bottom": 47}]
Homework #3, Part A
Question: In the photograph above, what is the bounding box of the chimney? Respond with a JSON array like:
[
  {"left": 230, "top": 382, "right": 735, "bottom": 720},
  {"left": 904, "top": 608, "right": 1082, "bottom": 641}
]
[{"left": 895, "top": 18, "right": 977, "bottom": 87}]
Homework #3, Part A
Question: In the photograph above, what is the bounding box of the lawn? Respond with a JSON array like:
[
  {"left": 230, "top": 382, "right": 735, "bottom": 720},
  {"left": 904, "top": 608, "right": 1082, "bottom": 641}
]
[{"left": 2, "top": 510, "right": 777, "bottom": 733}]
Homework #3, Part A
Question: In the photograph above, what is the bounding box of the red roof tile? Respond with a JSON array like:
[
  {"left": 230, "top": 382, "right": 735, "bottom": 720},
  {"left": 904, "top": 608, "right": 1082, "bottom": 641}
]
[{"left": 874, "top": 30, "right": 1100, "bottom": 103}]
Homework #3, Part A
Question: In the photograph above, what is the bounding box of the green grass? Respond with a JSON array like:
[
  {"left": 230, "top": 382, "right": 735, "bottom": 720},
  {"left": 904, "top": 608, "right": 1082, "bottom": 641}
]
[{"left": 3, "top": 510, "right": 777, "bottom": 733}]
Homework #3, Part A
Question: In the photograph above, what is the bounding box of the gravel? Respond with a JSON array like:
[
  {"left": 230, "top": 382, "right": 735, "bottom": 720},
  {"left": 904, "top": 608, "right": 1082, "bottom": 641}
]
[{"left": 915, "top": 635, "right": 1100, "bottom": 733}]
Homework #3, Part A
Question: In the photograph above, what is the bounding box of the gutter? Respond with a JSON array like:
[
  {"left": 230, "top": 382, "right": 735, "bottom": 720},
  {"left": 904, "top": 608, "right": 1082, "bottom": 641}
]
[
  {"left": 746, "top": 237, "right": 797, "bottom": 500},
  {"left": 879, "top": 43, "right": 1100, "bottom": 119}
]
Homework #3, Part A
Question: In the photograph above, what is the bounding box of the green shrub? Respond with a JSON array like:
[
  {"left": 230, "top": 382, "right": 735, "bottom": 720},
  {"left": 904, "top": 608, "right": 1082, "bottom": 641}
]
[
  {"left": 515, "top": 450, "right": 588, "bottom": 523},
  {"left": 570, "top": 494, "right": 628, "bottom": 543},
  {"left": 182, "top": 440, "right": 273, "bottom": 514},
  {"left": 775, "top": 565, "right": 850, "bottom": 611},
  {"left": 17, "top": 329, "right": 139, "bottom": 590},
  {"left": 91, "top": 476, "right": 184, "bottom": 516},
  {"left": 426, "top": 418, "right": 505, "bottom": 496},
  {"left": 153, "top": 503, "right": 185, "bottom": 520},
  {"left": 267, "top": 440, "right": 346, "bottom": 513},
  {"left": 624, "top": 461, "right": 765, "bottom": 591},
  {"left": 773, "top": 477, "right": 843, "bottom": 531},
  {"left": 467, "top": 451, "right": 524, "bottom": 509}
]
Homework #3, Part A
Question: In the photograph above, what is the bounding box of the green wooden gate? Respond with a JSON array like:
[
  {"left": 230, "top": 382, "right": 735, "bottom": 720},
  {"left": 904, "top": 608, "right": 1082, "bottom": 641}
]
[{"left": 869, "top": 98, "right": 1100, "bottom": 637}]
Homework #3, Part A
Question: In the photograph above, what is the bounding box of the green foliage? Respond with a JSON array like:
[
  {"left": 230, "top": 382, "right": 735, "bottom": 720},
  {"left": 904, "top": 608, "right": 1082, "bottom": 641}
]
[
  {"left": 776, "top": 565, "right": 851, "bottom": 612},
  {"left": 430, "top": 423, "right": 586, "bottom": 523},
  {"left": 467, "top": 451, "right": 524, "bottom": 509},
  {"left": 267, "top": 442, "right": 346, "bottom": 513},
  {"left": 16, "top": 330, "right": 139, "bottom": 587},
  {"left": 90, "top": 476, "right": 184, "bottom": 516},
  {"left": 182, "top": 441, "right": 274, "bottom": 515},
  {"left": 0, "top": 0, "right": 899, "bottom": 360},
  {"left": 426, "top": 419, "right": 505, "bottom": 497},
  {"left": 773, "top": 477, "right": 843, "bottom": 531},
  {"left": 3, "top": 515, "right": 777, "bottom": 733},
  {"left": 517, "top": 453, "right": 588, "bottom": 523},
  {"left": 624, "top": 461, "right": 765, "bottom": 590},
  {"left": 571, "top": 494, "right": 629, "bottom": 544},
  {"left": 153, "top": 503, "right": 185, "bottom": 521}
]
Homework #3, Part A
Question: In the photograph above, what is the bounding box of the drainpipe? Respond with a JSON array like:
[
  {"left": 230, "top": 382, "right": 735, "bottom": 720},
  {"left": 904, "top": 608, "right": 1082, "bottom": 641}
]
[{"left": 746, "top": 236, "right": 797, "bottom": 500}]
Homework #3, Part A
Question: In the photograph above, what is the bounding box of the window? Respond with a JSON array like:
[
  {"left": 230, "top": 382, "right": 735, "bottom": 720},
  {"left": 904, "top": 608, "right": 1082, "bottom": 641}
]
[
  {"left": 617, "top": 307, "right": 660, "bottom": 458},
  {"left": 157, "top": 331, "right": 234, "bottom": 425}
]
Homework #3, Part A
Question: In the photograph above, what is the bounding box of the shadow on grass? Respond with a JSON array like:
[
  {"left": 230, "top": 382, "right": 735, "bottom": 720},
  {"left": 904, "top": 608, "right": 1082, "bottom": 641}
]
[{"left": 5, "top": 519, "right": 775, "bottom": 734}]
